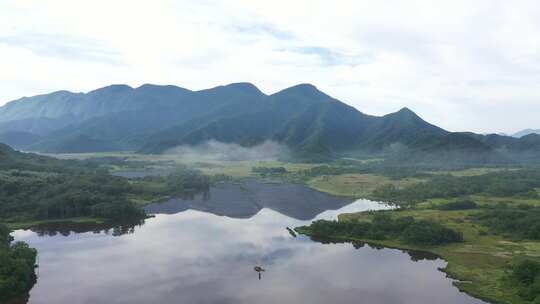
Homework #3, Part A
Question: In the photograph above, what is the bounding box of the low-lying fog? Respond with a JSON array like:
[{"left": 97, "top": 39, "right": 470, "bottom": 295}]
[{"left": 163, "top": 140, "right": 290, "bottom": 162}]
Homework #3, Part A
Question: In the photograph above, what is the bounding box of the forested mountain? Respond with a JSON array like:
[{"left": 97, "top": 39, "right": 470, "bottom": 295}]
[
  {"left": 458, "top": 132, "right": 540, "bottom": 162},
  {"left": 0, "top": 131, "right": 42, "bottom": 150},
  {"left": 0, "top": 82, "right": 538, "bottom": 163}
]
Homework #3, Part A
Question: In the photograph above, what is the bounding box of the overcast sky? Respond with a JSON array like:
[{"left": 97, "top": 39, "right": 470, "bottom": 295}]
[{"left": 1, "top": 0, "right": 539, "bottom": 134}]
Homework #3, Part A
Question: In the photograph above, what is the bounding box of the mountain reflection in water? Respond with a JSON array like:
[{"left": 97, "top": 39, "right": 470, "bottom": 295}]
[
  {"left": 144, "top": 180, "right": 388, "bottom": 220},
  {"left": 28, "top": 219, "right": 145, "bottom": 237},
  {"left": 13, "top": 181, "right": 487, "bottom": 304}
]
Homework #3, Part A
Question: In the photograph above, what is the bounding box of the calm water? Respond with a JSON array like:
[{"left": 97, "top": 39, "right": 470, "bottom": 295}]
[{"left": 14, "top": 181, "right": 487, "bottom": 304}]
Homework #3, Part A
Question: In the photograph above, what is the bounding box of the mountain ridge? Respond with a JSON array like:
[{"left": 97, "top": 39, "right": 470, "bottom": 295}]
[
  {"left": 0, "top": 82, "right": 537, "bottom": 163},
  {"left": 513, "top": 129, "right": 540, "bottom": 138}
]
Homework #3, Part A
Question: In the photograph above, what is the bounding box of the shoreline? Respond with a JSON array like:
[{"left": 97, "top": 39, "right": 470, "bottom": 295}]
[{"left": 295, "top": 229, "right": 504, "bottom": 304}]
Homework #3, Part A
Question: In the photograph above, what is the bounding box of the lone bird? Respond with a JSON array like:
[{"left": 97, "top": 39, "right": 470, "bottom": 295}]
[{"left": 254, "top": 266, "right": 265, "bottom": 280}]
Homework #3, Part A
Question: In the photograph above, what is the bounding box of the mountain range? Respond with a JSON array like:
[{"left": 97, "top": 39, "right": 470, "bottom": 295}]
[
  {"left": 513, "top": 129, "right": 540, "bottom": 138},
  {"left": 0, "top": 82, "right": 538, "bottom": 163}
]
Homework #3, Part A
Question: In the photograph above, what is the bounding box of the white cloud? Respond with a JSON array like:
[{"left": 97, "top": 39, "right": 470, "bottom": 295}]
[{"left": 1, "top": 0, "right": 540, "bottom": 133}]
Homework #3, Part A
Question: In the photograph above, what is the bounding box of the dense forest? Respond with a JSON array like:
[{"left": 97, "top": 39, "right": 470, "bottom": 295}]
[
  {"left": 0, "top": 170, "right": 145, "bottom": 221},
  {"left": 297, "top": 213, "right": 463, "bottom": 246},
  {"left": 473, "top": 206, "right": 540, "bottom": 240},
  {"left": 0, "top": 224, "right": 37, "bottom": 302},
  {"left": 0, "top": 144, "right": 210, "bottom": 224},
  {"left": 371, "top": 170, "right": 540, "bottom": 206}
]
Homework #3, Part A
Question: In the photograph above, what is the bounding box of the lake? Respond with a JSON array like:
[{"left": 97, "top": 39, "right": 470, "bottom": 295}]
[{"left": 14, "top": 180, "right": 487, "bottom": 304}]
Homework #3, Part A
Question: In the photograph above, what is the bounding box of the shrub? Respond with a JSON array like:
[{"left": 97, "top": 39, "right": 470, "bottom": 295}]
[
  {"left": 402, "top": 220, "right": 464, "bottom": 245},
  {"left": 474, "top": 208, "right": 540, "bottom": 240},
  {"left": 507, "top": 259, "right": 540, "bottom": 302}
]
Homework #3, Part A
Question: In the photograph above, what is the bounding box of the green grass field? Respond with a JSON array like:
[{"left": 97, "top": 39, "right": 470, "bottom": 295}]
[
  {"left": 48, "top": 151, "right": 317, "bottom": 178},
  {"left": 195, "top": 160, "right": 315, "bottom": 177},
  {"left": 426, "top": 167, "right": 516, "bottom": 177},
  {"left": 307, "top": 173, "right": 422, "bottom": 198}
]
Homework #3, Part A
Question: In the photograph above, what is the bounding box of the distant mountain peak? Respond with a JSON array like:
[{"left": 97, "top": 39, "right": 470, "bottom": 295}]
[
  {"left": 135, "top": 83, "right": 192, "bottom": 94},
  {"left": 292, "top": 83, "right": 317, "bottom": 89},
  {"left": 385, "top": 107, "right": 422, "bottom": 121},
  {"left": 99, "top": 84, "right": 132, "bottom": 90},
  {"left": 223, "top": 82, "right": 264, "bottom": 94},
  {"left": 225, "top": 82, "right": 257, "bottom": 88},
  {"left": 137, "top": 83, "right": 169, "bottom": 89},
  {"left": 271, "top": 83, "right": 331, "bottom": 102},
  {"left": 48, "top": 90, "right": 76, "bottom": 96},
  {"left": 284, "top": 83, "right": 319, "bottom": 93},
  {"left": 396, "top": 107, "right": 416, "bottom": 115},
  {"left": 513, "top": 128, "right": 540, "bottom": 138},
  {"left": 87, "top": 84, "right": 133, "bottom": 95},
  {"left": 199, "top": 82, "right": 264, "bottom": 97}
]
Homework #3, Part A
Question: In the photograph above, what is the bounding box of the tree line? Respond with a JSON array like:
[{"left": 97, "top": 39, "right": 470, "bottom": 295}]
[
  {"left": 297, "top": 213, "right": 463, "bottom": 246},
  {"left": 0, "top": 168, "right": 210, "bottom": 223},
  {"left": 372, "top": 170, "right": 540, "bottom": 205},
  {"left": 473, "top": 205, "right": 540, "bottom": 240}
]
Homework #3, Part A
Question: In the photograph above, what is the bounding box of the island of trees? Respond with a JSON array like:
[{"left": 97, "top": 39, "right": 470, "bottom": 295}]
[
  {"left": 297, "top": 213, "right": 463, "bottom": 246},
  {"left": 0, "top": 224, "right": 37, "bottom": 302}
]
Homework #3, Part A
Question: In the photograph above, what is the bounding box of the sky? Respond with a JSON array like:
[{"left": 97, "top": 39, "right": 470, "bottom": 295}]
[{"left": 1, "top": 0, "right": 539, "bottom": 134}]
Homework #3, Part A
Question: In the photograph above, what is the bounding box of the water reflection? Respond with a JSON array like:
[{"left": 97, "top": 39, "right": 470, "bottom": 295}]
[
  {"left": 28, "top": 218, "right": 146, "bottom": 237},
  {"left": 13, "top": 182, "right": 486, "bottom": 304},
  {"left": 144, "top": 180, "right": 385, "bottom": 220},
  {"left": 307, "top": 236, "right": 440, "bottom": 263}
]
